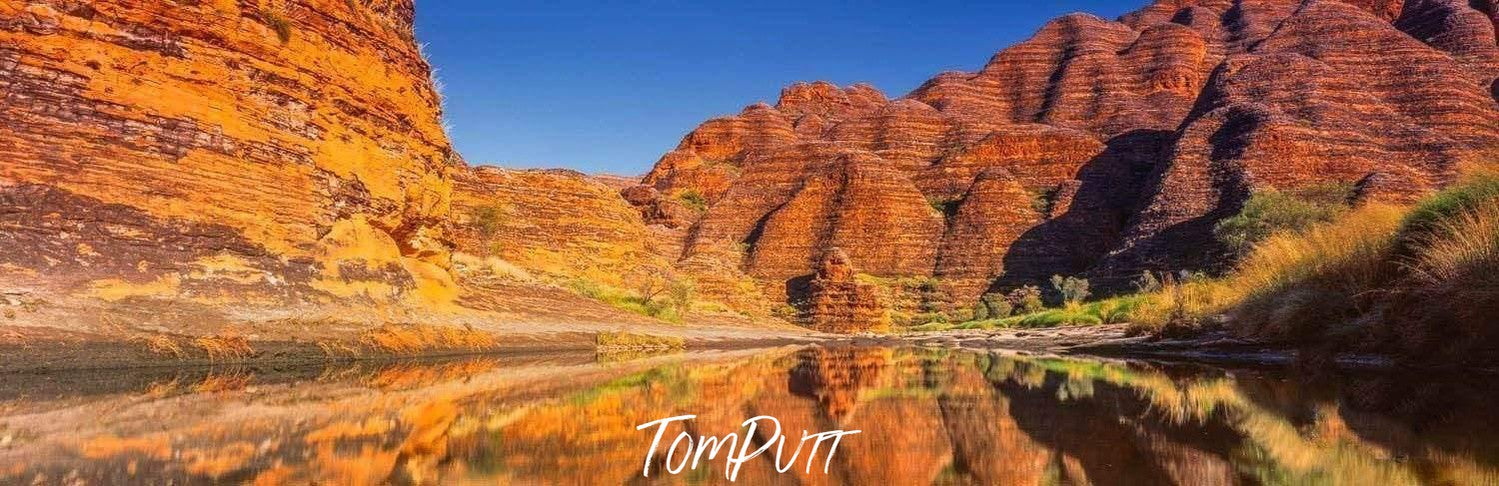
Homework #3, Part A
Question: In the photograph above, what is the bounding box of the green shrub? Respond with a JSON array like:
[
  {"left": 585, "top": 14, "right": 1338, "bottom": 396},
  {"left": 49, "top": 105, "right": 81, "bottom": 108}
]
[
  {"left": 667, "top": 278, "right": 695, "bottom": 316},
  {"left": 676, "top": 190, "right": 708, "bottom": 212},
  {"left": 772, "top": 303, "right": 800, "bottom": 321},
  {"left": 928, "top": 197, "right": 960, "bottom": 219},
  {"left": 1398, "top": 173, "right": 1499, "bottom": 245},
  {"left": 986, "top": 294, "right": 1013, "bottom": 318},
  {"left": 261, "top": 10, "right": 292, "bottom": 44},
  {"left": 470, "top": 204, "right": 506, "bottom": 239},
  {"left": 972, "top": 293, "right": 1012, "bottom": 321},
  {"left": 1031, "top": 186, "right": 1062, "bottom": 217},
  {"left": 568, "top": 277, "right": 685, "bottom": 323},
  {"left": 1050, "top": 275, "right": 1091, "bottom": 305},
  {"left": 1214, "top": 189, "right": 1346, "bottom": 256},
  {"left": 1007, "top": 285, "right": 1044, "bottom": 314}
]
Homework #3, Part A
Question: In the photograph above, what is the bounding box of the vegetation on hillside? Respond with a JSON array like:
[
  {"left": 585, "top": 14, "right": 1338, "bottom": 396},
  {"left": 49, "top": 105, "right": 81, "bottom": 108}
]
[
  {"left": 1213, "top": 184, "right": 1351, "bottom": 256},
  {"left": 259, "top": 10, "right": 293, "bottom": 44},
  {"left": 915, "top": 166, "right": 1499, "bottom": 366},
  {"left": 1127, "top": 166, "right": 1499, "bottom": 364},
  {"left": 567, "top": 264, "right": 696, "bottom": 323}
]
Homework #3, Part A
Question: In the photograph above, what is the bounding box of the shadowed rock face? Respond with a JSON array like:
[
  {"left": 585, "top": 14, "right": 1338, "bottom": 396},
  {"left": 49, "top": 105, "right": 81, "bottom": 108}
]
[
  {"left": 636, "top": 0, "right": 1499, "bottom": 316},
  {"left": 0, "top": 0, "right": 457, "bottom": 303}
]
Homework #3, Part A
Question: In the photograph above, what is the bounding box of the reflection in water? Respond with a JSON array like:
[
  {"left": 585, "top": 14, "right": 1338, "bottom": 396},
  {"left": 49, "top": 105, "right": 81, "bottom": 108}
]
[{"left": 2, "top": 347, "right": 1498, "bottom": 484}]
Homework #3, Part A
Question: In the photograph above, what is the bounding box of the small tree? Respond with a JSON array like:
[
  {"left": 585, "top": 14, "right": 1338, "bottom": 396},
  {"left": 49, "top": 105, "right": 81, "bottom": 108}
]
[
  {"left": 631, "top": 264, "right": 672, "bottom": 303},
  {"left": 1051, "top": 275, "right": 1091, "bottom": 305},
  {"left": 667, "top": 277, "right": 695, "bottom": 317},
  {"left": 470, "top": 205, "right": 506, "bottom": 239},
  {"left": 973, "top": 293, "right": 1012, "bottom": 320},
  {"left": 1007, "top": 285, "right": 1044, "bottom": 314}
]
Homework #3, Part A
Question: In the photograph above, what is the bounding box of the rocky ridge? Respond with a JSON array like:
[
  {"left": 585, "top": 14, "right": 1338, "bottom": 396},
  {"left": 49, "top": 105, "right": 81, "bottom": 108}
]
[
  {"left": 632, "top": 0, "right": 1499, "bottom": 329},
  {"left": 0, "top": 0, "right": 776, "bottom": 342}
]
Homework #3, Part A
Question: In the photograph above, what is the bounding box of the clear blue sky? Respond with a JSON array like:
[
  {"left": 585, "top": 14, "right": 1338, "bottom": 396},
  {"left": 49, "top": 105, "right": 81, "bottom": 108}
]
[{"left": 414, "top": 1, "right": 1135, "bottom": 175}]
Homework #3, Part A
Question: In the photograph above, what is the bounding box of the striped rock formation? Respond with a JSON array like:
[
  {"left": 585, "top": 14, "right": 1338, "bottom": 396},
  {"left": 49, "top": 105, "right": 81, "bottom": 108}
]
[
  {"left": 0, "top": 0, "right": 460, "bottom": 305},
  {"left": 634, "top": 0, "right": 1499, "bottom": 323},
  {"left": 803, "top": 248, "right": 886, "bottom": 333}
]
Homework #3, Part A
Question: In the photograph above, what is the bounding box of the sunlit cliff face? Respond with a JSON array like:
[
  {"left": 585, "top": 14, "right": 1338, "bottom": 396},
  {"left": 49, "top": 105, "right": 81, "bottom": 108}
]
[
  {"left": 632, "top": 0, "right": 1499, "bottom": 321},
  {"left": 3, "top": 346, "right": 1498, "bottom": 484},
  {"left": 0, "top": 0, "right": 457, "bottom": 306}
]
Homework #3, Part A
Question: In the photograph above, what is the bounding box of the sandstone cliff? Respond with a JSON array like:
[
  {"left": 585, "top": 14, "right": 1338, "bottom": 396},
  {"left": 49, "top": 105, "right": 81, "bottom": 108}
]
[
  {"left": 0, "top": 0, "right": 457, "bottom": 307},
  {"left": 633, "top": 0, "right": 1499, "bottom": 326},
  {"left": 0, "top": 0, "right": 779, "bottom": 344}
]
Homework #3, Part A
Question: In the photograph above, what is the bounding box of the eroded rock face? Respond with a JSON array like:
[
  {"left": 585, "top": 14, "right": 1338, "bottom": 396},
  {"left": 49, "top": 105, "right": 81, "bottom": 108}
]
[
  {"left": 636, "top": 0, "right": 1499, "bottom": 325},
  {"left": 0, "top": 0, "right": 455, "bottom": 304},
  {"left": 804, "top": 249, "right": 886, "bottom": 332},
  {"left": 451, "top": 167, "right": 658, "bottom": 284}
]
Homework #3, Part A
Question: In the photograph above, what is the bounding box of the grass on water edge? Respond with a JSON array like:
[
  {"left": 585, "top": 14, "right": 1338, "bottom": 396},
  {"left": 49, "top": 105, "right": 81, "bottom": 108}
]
[
  {"left": 1125, "top": 168, "right": 1499, "bottom": 351},
  {"left": 912, "top": 166, "right": 1499, "bottom": 343},
  {"left": 595, "top": 331, "right": 686, "bottom": 350},
  {"left": 910, "top": 295, "right": 1146, "bottom": 332}
]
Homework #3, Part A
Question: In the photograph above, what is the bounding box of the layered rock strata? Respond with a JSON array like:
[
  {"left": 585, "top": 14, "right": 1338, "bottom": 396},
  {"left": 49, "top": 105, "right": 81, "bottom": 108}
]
[
  {"left": 451, "top": 167, "right": 658, "bottom": 285},
  {"left": 0, "top": 0, "right": 456, "bottom": 305},
  {"left": 803, "top": 249, "right": 886, "bottom": 333},
  {"left": 634, "top": 0, "right": 1499, "bottom": 326}
]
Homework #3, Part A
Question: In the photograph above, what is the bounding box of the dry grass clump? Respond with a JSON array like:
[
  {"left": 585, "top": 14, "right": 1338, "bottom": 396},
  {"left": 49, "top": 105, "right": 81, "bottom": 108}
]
[
  {"left": 451, "top": 252, "right": 535, "bottom": 283},
  {"left": 134, "top": 334, "right": 185, "bottom": 359},
  {"left": 1129, "top": 204, "right": 1406, "bottom": 338},
  {"left": 194, "top": 335, "right": 254, "bottom": 361},
  {"left": 316, "top": 340, "right": 360, "bottom": 357},
  {"left": 193, "top": 372, "right": 253, "bottom": 393},
  {"left": 260, "top": 10, "right": 293, "bottom": 44},
  {"left": 1387, "top": 197, "right": 1499, "bottom": 360},
  {"left": 1407, "top": 199, "right": 1499, "bottom": 285},
  {"left": 595, "top": 331, "right": 685, "bottom": 350},
  {"left": 360, "top": 324, "right": 497, "bottom": 354},
  {"left": 1128, "top": 168, "right": 1499, "bottom": 364}
]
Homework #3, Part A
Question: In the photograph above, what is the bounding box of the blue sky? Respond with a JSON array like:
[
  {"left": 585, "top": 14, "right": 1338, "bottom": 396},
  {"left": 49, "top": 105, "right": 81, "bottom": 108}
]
[{"left": 414, "top": 1, "right": 1135, "bottom": 175}]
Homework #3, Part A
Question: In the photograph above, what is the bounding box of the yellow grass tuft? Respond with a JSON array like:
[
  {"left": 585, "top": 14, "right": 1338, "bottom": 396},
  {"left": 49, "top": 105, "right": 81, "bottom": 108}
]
[
  {"left": 316, "top": 340, "right": 361, "bottom": 357},
  {"left": 1130, "top": 204, "right": 1406, "bottom": 334},
  {"left": 1408, "top": 199, "right": 1499, "bottom": 284},
  {"left": 193, "top": 373, "right": 253, "bottom": 393},
  {"left": 133, "top": 334, "right": 185, "bottom": 359},
  {"left": 359, "top": 324, "right": 497, "bottom": 354},
  {"left": 1232, "top": 203, "right": 1404, "bottom": 296},
  {"left": 594, "top": 331, "right": 685, "bottom": 350},
  {"left": 194, "top": 335, "right": 254, "bottom": 360}
]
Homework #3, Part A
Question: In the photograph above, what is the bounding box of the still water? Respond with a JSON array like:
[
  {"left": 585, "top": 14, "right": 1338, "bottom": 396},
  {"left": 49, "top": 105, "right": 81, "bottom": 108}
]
[{"left": 1, "top": 346, "right": 1496, "bottom": 485}]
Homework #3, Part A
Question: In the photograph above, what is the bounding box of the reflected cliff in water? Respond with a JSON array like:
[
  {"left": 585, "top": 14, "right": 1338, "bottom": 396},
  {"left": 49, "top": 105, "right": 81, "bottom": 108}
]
[{"left": 2, "top": 347, "right": 1498, "bottom": 485}]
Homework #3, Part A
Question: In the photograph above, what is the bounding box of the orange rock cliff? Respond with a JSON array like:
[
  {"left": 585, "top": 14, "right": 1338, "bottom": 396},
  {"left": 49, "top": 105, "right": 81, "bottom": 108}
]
[
  {"left": 0, "top": 0, "right": 765, "bottom": 332},
  {"left": 1, "top": 0, "right": 1496, "bottom": 335},
  {"left": 1, "top": 0, "right": 458, "bottom": 307},
  {"left": 632, "top": 0, "right": 1499, "bottom": 329}
]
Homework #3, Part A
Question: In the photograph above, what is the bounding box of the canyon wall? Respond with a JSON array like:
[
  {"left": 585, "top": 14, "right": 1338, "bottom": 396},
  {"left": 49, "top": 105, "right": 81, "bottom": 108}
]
[
  {"left": 633, "top": 0, "right": 1499, "bottom": 327},
  {"left": 0, "top": 0, "right": 770, "bottom": 328},
  {"left": 0, "top": 0, "right": 458, "bottom": 306}
]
